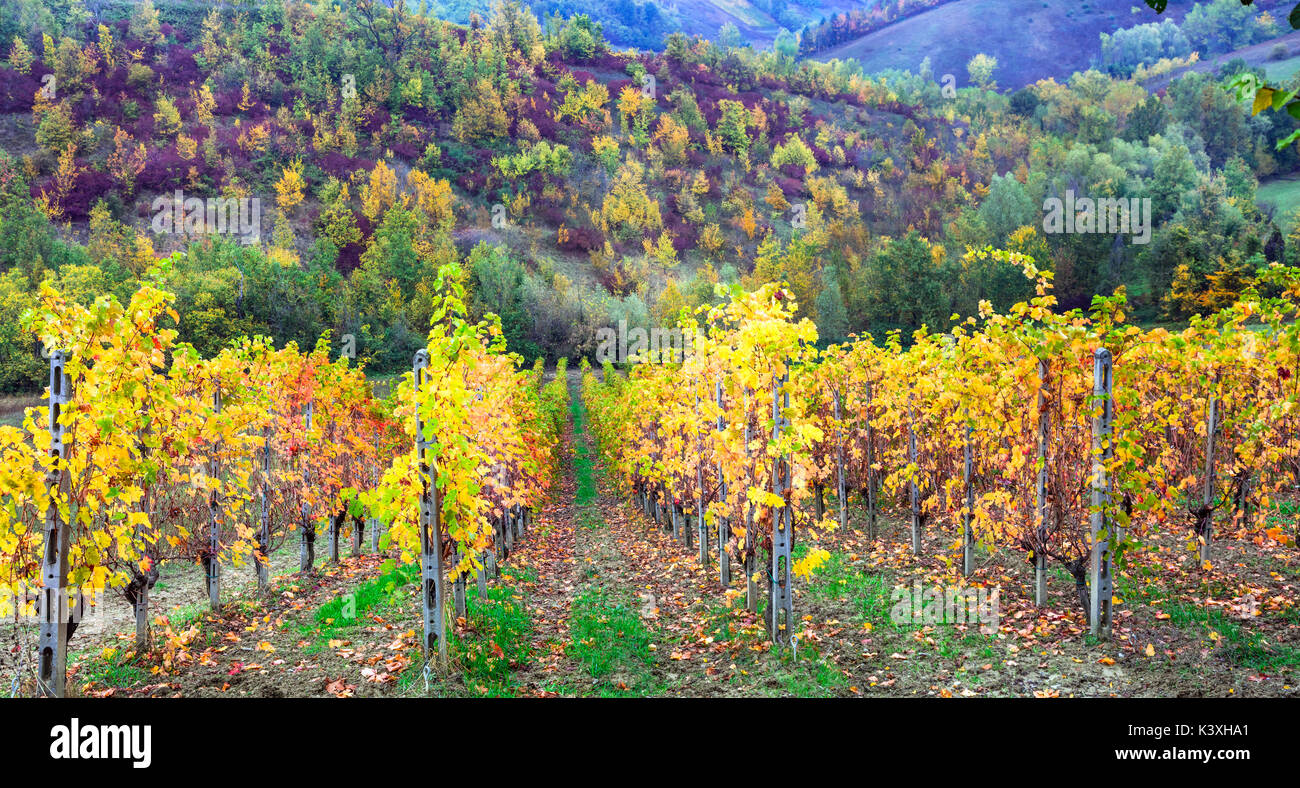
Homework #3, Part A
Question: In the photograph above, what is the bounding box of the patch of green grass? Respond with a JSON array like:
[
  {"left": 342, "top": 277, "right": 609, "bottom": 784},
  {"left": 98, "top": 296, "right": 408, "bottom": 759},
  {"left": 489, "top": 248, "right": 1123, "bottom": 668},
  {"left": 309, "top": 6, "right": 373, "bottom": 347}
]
[
  {"left": 1163, "top": 600, "right": 1300, "bottom": 672},
  {"left": 764, "top": 653, "right": 848, "bottom": 697},
  {"left": 165, "top": 600, "right": 211, "bottom": 629},
  {"left": 446, "top": 571, "right": 534, "bottom": 694},
  {"left": 570, "top": 393, "right": 596, "bottom": 506},
  {"left": 566, "top": 588, "right": 659, "bottom": 696},
  {"left": 1265, "top": 54, "right": 1300, "bottom": 84},
  {"left": 803, "top": 550, "right": 895, "bottom": 626},
  {"left": 74, "top": 647, "right": 148, "bottom": 688},
  {"left": 1258, "top": 175, "right": 1300, "bottom": 231},
  {"left": 963, "top": 630, "right": 998, "bottom": 660},
  {"left": 298, "top": 561, "right": 419, "bottom": 654},
  {"left": 381, "top": 566, "right": 539, "bottom": 696},
  {"left": 315, "top": 560, "right": 419, "bottom": 631}
]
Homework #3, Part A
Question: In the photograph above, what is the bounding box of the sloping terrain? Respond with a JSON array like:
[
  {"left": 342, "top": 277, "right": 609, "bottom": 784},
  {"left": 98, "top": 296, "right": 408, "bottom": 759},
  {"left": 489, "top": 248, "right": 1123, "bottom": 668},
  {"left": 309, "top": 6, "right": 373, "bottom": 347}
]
[{"left": 812, "top": 0, "right": 1195, "bottom": 87}]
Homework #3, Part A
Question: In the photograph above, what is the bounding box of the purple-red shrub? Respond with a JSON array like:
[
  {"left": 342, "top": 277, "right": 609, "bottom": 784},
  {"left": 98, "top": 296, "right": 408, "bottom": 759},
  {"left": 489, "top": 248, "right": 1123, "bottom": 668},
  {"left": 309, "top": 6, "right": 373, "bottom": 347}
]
[{"left": 138, "top": 147, "right": 188, "bottom": 192}]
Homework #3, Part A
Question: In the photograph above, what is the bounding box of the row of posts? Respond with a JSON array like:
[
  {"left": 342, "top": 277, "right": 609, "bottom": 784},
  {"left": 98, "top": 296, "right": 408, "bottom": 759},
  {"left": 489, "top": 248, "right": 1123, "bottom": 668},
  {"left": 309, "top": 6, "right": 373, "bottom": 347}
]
[
  {"left": 628, "top": 348, "right": 1132, "bottom": 643},
  {"left": 34, "top": 352, "right": 388, "bottom": 696}
]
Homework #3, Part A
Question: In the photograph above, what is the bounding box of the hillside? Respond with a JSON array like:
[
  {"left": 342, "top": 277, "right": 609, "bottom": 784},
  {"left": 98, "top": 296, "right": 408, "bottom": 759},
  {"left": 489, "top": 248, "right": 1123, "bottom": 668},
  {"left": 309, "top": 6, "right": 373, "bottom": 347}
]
[
  {"left": 433, "top": 0, "right": 873, "bottom": 49},
  {"left": 1138, "top": 29, "right": 1300, "bottom": 93},
  {"left": 0, "top": 0, "right": 1296, "bottom": 391},
  {"left": 811, "top": 0, "right": 1200, "bottom": 88}
]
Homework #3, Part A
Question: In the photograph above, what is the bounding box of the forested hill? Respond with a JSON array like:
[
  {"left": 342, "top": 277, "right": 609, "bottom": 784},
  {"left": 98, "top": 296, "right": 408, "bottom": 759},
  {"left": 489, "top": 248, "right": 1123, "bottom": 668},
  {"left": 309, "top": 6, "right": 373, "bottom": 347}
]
[
  {"left": 0, "top": 0, "right": 1296, "bottom": 396},
  {"left": 433, "top": 0, "right": 873, "bottom": 51}
]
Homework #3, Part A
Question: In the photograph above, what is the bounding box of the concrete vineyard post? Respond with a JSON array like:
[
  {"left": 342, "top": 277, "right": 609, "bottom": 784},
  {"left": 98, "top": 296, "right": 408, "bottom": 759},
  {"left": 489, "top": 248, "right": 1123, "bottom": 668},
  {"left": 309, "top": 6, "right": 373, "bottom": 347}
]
[
  {"left": 300, "top": 401, "right": 315, "bottom": 572},
  {"left": 1035, "top": 359, "right": 1050, "bottom": 606},
  {"left": 130, "top": 404, "right": 154, "bottom": 649},
  {"left": 744, "top": 387, "right": 757, "bottom": 613},
  {"left": 909, "top": 409, "right": 921, "bottom": 556},
  {"left": 369, "top": 428, "right": 381, "bottom": 554},
  {"left": 715, "top": 377, "right": 730, "bottom": 587},
  {"left": 477, "top": 551, "right": 488, "bottom": 599},
  {"left": 1088, "top": 348, "right": 1114, "bottom": 639},
  {"left": 414, "top": 350, "right": 447, "bottom": 665},
  {"left": 695, "top": 388, "right": 707, "bottom": 564},
  {"left": 38, "top": 350, "right": 72, "bottom": 698},
  {"left": 962, "top": 424, "right": 975, "bottom": 578},
  {"left": 769, "top": 373, "right": 794, "bottom": 645},
  {"left": 1201, "top": 393, "right": 1218, "bottom": 567},
  {"left": 328, "top": 446, "right": 341, "bottom": 564},
  {"left": 864, "top": 380, "right": 877, "bottom": 540},
  {"left": 834, "top": 388, "right": 847, "bottom": 532},
  {"left": 133, "top": 581, "right": 149, "bottom": 651},
  {"left": 257, "top": 411, "right": 271, "bottom": 593},
  {"left": 207, "top": 388, "right": 222, "bottom": 609}
]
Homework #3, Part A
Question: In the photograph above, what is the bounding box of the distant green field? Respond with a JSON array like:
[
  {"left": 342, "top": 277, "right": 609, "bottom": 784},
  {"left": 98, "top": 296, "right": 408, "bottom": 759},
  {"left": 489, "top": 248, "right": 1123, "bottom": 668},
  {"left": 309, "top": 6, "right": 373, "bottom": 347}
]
[
  {"left": 1264, "top": 54, "right": 1300, "bottom": 83},
  {"left": 1258, "top": 175, "right": 1300, "bottom": 230}
]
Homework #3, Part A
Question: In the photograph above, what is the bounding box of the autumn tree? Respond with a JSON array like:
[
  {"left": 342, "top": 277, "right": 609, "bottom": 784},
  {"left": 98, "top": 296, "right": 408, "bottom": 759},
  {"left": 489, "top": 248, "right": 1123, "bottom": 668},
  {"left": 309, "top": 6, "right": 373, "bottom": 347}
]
[
  {"left": 275, "top": 160, "right": 308, "bottom": 213},
  {"left": 107, "top": 128, "right": 147, "bottom": 196},
  {"left": 129, "top": 0, "right": 164, "bottom": 47},
  {"left": 717, "top": 100, "right": 752, "bottom": 156},
  {"left": 361, "top": 160, "right": 400, "bottom": 222},
  {"left": 967, "top": 53, "right": 998, "bottom": 90},
  {"left": 453, "top": 79, "right": 510, "bottom": 142}
]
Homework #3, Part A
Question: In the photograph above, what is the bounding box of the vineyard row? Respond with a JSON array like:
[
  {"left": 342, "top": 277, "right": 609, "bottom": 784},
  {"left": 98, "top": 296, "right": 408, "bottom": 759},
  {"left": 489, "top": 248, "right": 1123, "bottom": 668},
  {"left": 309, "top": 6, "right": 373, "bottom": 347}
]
[
  {"left": 0, "top": 263, "right": 564, "bottom": 697},
  {"left": 584, "top": 256, "right": 1300, "bottom": 645}
]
